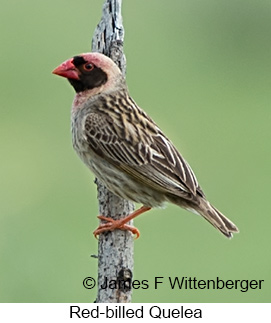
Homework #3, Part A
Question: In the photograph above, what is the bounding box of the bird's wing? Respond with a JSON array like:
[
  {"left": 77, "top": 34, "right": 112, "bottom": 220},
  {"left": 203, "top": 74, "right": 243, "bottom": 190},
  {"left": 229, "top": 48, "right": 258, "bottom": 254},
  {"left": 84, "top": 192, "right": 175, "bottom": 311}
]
[{"left": 83, "top": 109, "right": 202, "bottom": 197}]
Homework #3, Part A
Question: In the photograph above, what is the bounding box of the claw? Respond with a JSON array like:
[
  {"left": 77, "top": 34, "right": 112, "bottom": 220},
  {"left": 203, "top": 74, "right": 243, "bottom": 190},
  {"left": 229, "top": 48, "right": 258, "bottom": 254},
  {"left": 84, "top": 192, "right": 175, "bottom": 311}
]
[
  {"left": 93, "top": 206, "right": 151, "bottom": 239},
  {"left": 93, "top": 216, "right": 140, "bottom": 239}
]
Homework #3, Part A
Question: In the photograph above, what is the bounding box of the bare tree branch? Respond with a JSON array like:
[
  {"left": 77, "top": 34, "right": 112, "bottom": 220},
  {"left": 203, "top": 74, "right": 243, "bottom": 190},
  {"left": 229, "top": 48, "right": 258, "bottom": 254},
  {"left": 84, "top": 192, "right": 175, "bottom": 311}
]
[{"left": 92, "top": 0, "right": 135, "bottom": 303}]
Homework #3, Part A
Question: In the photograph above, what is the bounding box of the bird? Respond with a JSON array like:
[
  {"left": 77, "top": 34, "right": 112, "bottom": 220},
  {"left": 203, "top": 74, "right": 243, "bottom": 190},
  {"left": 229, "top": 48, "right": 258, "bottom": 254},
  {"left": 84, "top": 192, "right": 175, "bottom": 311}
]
[{"left": 52, "top": 52, "right": 239, "bottom": 239}]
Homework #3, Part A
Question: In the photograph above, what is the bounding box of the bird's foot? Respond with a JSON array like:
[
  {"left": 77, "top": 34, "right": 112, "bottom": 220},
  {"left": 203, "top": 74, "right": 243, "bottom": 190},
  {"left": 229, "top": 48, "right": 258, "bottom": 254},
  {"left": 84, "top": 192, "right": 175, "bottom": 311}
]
[{"left": 93, "top": 215, "right": 140, "bottom": 239}]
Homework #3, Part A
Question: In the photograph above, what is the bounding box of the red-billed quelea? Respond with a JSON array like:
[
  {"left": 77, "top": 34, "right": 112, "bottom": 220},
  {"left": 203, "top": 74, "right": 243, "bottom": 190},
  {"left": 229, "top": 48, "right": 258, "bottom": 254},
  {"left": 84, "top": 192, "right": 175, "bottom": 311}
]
[{"left": 52, "top": 52, "right": 239, "bottom": 239}]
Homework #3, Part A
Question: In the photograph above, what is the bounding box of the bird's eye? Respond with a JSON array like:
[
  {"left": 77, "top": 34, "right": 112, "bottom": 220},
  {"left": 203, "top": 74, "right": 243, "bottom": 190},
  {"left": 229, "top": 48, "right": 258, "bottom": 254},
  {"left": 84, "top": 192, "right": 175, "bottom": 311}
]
[{"left": 83, "top": 63, "right": 94, "bottom": 71}]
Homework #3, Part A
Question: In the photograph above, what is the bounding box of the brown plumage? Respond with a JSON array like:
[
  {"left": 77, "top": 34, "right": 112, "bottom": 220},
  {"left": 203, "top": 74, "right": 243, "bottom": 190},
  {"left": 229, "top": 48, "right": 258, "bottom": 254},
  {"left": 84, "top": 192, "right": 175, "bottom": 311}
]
[{"left": 52, "top": 52, "right": 239, "bottom": 238}]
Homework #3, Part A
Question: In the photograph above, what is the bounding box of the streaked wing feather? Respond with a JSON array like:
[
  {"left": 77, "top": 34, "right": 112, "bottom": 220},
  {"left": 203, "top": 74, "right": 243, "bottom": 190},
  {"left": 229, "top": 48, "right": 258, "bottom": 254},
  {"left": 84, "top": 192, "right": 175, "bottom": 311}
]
[{"left": 84, "top": 111, "right": 202, "bottom": 198}]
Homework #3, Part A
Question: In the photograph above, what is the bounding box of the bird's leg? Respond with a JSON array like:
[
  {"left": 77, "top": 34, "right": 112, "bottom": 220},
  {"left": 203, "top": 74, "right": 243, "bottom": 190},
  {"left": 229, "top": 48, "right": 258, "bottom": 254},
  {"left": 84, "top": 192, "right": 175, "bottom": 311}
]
[{"left": 93, "top": 206, "right": 151, "bottom": 239}]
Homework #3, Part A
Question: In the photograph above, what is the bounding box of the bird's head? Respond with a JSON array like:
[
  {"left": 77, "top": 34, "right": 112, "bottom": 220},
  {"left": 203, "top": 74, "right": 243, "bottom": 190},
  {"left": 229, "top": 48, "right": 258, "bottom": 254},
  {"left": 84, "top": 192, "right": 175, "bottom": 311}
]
[{"left": 52, "top": 52, "right": 124, "bottom": 94}]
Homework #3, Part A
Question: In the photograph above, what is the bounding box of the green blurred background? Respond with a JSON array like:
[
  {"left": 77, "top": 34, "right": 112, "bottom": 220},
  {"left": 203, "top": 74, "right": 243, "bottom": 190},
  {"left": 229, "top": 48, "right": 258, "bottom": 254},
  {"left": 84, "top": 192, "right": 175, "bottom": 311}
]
[{"left": 1, "top": 0, "right": 270, "bottom": 303}]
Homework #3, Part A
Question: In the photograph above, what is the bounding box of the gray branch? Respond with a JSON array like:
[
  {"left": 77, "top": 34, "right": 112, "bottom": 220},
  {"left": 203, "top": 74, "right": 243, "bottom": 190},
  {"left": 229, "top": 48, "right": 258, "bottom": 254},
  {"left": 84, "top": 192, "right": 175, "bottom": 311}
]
[{"left": 91, "top": 0, "right": 135, "bottom": 303}]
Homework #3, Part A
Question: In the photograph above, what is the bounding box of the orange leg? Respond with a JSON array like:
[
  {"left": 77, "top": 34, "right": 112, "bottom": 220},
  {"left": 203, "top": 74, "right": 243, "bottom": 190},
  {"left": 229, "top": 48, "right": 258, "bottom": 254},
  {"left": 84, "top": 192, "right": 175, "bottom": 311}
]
[{"left": 93, "top": 206, "right": 151, "bottom": 239}]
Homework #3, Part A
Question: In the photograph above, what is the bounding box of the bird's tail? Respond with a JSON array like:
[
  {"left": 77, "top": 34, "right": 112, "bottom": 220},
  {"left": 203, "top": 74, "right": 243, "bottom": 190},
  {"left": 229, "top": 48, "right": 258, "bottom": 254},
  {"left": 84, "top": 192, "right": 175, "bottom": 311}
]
[{"left": 195, "top": 199, "right": 239, "bottom": 238}]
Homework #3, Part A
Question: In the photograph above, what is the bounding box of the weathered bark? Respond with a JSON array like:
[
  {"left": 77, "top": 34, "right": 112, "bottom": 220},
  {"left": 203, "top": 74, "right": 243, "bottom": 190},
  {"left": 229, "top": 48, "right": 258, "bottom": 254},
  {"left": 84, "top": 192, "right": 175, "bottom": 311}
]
[{"left": 92, "top": 0, "right": 135, "bottom": 303}]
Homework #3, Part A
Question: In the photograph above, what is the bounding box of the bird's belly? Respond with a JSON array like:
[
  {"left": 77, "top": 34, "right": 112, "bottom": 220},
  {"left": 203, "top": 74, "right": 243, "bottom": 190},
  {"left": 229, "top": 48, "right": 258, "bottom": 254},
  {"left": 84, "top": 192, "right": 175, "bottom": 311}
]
[{"left": 77, "top": 149, "right": 166, "bottom": 208}]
